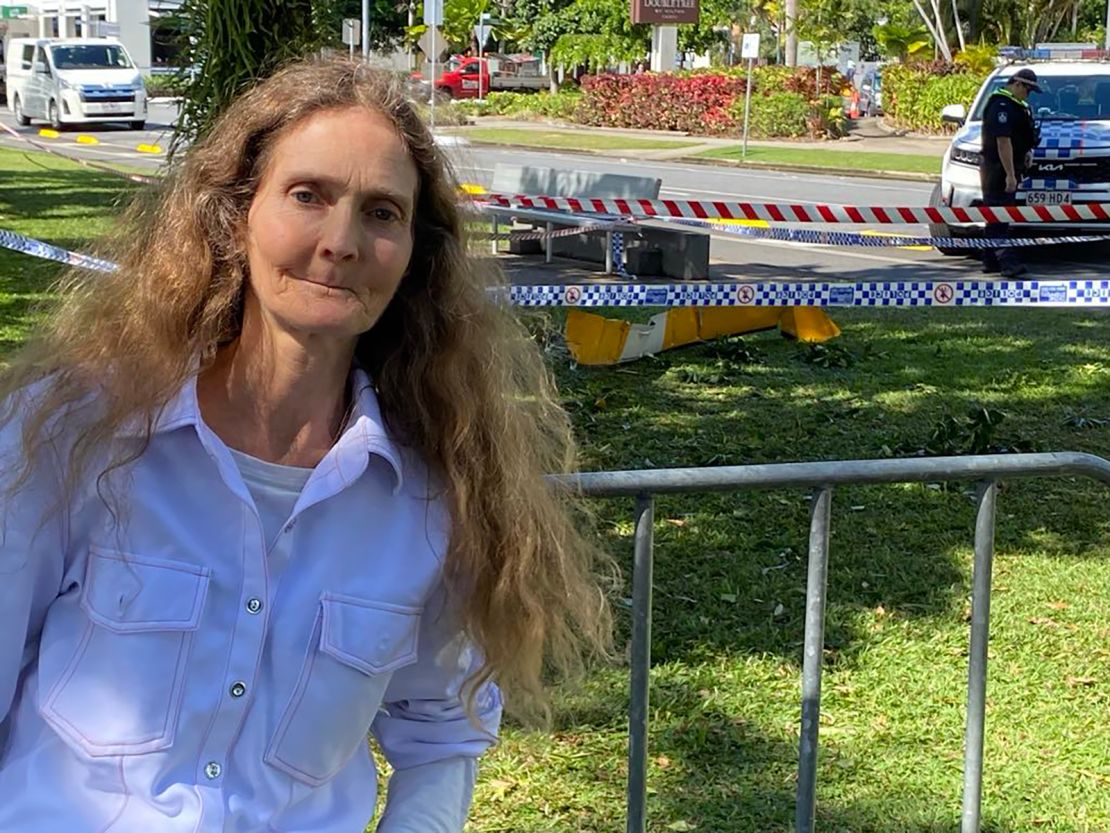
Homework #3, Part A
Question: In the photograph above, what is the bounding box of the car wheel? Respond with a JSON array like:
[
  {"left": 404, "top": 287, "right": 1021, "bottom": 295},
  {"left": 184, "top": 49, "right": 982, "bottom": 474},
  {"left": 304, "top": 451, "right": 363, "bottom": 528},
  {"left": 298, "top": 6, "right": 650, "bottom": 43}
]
[
  {"left": 129, "top": 120, "right": 146, "bottom": 130},
  {"left": 13, "top": 96, "right": 31, "bottom": 126},
  {"left": 48, "top": 99, "right": 63, "bottom": 131},
  {"left": 928, "top": 182, "right": 971, "bottom": 257},
  {"left": 436, "top": 85, "right": 453, "bottom": 101}
]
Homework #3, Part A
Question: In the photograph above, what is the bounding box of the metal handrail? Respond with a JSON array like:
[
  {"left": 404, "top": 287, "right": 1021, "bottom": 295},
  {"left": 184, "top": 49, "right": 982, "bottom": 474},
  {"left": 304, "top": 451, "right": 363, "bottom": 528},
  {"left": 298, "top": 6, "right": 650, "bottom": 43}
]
[{"left": 556, "top": 452, "right": 1110, "bottom": 833}]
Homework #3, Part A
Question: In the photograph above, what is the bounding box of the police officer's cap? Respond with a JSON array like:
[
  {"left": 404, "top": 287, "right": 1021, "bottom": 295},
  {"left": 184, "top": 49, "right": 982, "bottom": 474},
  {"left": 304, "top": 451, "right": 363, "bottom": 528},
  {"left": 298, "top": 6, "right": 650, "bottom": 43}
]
[{"left": 1009, "top": 68, "right": 1041, "bottom": 92}]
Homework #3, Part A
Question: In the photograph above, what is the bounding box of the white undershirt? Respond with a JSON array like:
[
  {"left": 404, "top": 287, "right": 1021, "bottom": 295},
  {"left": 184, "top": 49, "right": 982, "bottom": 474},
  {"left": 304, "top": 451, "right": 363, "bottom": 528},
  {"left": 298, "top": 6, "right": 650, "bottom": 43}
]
[
  {"left": 227, "top": 448, "right": 476, "bottom": 831},
  {"left": 228, "top": 447, "right": 313, "bottom": 549}
]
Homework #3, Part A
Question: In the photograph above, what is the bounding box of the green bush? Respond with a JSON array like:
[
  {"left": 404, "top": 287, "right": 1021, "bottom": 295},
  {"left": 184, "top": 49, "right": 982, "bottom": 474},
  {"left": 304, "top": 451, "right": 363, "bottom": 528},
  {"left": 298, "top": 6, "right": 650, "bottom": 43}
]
[
  {"left": 459, "top": 89, "right": 583, "bottom": 121},
  {"left": 143, "top": 74, "right": 186, "bottom": 99},
  {"left": 734, "top": 91, "right": 810, "bottom": 138},
  {"left": 883, "top": 63, "right": 986, "bottom": 133},
  {"left": 813, "top": 94, "right": 849, "bottom": 139}
]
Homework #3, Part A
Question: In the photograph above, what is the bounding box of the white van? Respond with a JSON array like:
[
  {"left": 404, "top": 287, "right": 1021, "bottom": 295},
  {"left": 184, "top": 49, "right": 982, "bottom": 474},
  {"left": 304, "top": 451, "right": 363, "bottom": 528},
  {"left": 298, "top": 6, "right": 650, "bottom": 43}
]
[{"left": 5, "top": 37, "right": 147, "bottom": 130}]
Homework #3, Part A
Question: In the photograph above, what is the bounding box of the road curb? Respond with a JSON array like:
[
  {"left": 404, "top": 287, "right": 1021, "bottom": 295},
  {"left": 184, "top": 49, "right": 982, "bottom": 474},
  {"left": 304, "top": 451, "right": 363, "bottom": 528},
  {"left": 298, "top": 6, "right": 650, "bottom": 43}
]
[
  {"left": 673, "top": 154, "right": 939, "bottom": 183},
  {"left": 461, "top": 139, "right": 939, "bottom": 184}
]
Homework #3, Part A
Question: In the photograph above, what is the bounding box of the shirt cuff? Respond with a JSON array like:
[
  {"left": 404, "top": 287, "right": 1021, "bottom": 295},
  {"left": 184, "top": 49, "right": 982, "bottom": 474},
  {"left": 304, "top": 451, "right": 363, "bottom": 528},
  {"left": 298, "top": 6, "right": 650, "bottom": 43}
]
[{"left": 375, "top": 756, "right": 477, "bottom": 833}]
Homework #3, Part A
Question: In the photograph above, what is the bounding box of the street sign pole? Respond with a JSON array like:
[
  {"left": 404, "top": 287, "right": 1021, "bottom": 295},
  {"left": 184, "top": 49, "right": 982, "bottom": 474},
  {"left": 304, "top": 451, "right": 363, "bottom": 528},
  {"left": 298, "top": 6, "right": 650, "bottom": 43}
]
[
  {"left": 342, "top": 18, "right": 360, "bottom": 59},
  {"left": 740, "top": 33, "right": 760, "bottom": 160},
  {"left": 424, "top": 0, "right": 444, "bottom": 130},
  {"left": 430, "top": 25, "right": 437, "bottom": 129},
  {"left": 742, "top": 57, "right": 754, "bottom": 159},
  {"left": 361, "top": 0, "right": 369, "bottom": 59}
]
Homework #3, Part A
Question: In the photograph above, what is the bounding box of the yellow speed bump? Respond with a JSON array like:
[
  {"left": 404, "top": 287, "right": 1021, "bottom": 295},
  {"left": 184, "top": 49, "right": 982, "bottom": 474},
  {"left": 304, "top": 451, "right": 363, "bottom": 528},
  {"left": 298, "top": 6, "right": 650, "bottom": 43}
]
[
  {"left": 860, "top": 229, "right": 932, "bottom": 252},
  {"left": 38, "top": 128, "right": 61, "bottom": 139},
  {"left": 136, "top": 143, "right": 163, "bottom": 154},
  {"left": 75, "top": 135, "right": 99, "bottom": 145}
]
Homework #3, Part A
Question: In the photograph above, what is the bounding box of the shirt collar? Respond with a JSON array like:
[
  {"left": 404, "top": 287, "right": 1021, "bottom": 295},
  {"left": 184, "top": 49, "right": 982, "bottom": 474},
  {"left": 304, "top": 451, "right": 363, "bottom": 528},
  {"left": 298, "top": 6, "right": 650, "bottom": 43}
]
[
  {"left": 994, "top": 87, "right": 1030, "bottom": 110},
  {"left": 131, "top": 367, "right": 405, "bottom": 491}
]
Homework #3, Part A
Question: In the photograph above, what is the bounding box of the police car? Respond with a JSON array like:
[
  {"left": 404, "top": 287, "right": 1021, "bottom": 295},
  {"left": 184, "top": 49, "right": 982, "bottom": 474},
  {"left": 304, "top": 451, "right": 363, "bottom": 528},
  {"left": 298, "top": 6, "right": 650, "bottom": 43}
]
[{"left": 929, "top": 46, "right": 1110, "bottom": 253}]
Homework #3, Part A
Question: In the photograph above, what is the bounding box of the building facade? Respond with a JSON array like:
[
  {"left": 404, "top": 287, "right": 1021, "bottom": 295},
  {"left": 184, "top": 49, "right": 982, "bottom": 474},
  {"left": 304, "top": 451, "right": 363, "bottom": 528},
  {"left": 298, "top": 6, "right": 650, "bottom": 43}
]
[{"left": 0, "top": 0, "right": 181, "bottom": 72}]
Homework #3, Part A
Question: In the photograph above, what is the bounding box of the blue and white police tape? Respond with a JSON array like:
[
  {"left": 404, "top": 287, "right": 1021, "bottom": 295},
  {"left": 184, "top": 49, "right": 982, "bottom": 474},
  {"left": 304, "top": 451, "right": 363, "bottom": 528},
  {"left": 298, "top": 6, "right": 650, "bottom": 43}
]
[
  {"left": 5, "top": 227, "right": 1109, "bottom": 309},
  {"left": 509, "top": 280, "right": 1110, "bottom": 308},
  {"left": 0, "top": 229, "right": 119, "bottom": 274},
  {"left": 612, "top": 232, "right": 636, "bottom": 280},
  {"left": 655, "top": 217, "right": 1110, "bottom": 249}
]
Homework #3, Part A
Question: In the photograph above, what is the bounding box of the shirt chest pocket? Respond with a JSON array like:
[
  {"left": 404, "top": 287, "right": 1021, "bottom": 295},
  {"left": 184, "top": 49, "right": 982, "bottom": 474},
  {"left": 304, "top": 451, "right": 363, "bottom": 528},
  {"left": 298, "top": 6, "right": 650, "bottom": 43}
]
[
  {"left": 265, "top": 594, "right": 421, "bottom": 787},
  {"left": 40, "top": 549, "right": 210, "bottom": 757}
]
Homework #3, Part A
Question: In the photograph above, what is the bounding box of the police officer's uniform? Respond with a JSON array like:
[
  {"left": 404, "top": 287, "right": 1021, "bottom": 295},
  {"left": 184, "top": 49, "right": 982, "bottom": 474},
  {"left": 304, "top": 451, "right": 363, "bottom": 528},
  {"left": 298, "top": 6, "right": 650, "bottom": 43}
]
[{"left": 979, "top": 68, "right": 1040, "bottom": 275}]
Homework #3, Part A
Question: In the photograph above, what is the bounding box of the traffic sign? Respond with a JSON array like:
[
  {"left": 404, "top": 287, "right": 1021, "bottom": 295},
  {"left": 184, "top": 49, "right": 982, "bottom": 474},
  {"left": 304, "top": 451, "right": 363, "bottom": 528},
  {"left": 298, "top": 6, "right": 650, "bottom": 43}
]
[
  {"left": 474, "top": 23, "right": 492, "bottom": 47},
  {"left": 341, "top": 18, "right": 360, "bottom": 46},
  {"left": 741, "top": 33, "right": 760, "bottom": 59},
  {"left": 423, "top": 0, "right": 443, "bottom": 26},
  {"left": 1, "top": 6, "right": 29, "bottom": 18},
  {"left": 417, "top": 26, "right": 448, "bottom": 60}
]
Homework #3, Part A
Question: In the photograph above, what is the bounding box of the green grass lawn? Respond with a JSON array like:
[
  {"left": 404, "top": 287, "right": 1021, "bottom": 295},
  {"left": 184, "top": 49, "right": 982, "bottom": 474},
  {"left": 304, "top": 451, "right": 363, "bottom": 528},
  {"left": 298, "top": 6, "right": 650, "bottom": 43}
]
[
  {"left": 696, "top": 145, "right": 943, "bottom": 176},
  {"left": 458, "top": 127, "right": 701, "bottom": 151},
  {"left": 2, "top": 146, "right": 1108, "bottom": 832}
]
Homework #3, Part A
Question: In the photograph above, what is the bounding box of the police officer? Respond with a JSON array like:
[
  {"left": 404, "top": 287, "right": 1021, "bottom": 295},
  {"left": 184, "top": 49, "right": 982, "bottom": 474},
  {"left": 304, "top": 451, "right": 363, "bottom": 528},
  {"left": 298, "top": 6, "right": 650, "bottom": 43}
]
[{"left": 979, "top": 67, "right": 1041, "bottom": 277}]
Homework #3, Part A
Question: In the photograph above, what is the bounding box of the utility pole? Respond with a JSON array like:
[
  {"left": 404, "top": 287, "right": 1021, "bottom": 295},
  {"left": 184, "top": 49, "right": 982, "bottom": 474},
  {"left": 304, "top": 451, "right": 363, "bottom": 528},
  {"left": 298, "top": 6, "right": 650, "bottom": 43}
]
[
  {"left": 361, "top": 0, "right": 369, "bottom": 59},
  {"left": 785, "top": 0, "right": 797, "bottom": 66}
]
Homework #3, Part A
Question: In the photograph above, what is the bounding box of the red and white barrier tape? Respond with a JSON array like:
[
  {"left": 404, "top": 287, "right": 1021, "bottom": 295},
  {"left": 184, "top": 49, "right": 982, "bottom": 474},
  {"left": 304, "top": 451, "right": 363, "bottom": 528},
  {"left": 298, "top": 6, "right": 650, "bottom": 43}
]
[{"left": 477, "top": 193, "right": 1110, "bottom": 226}]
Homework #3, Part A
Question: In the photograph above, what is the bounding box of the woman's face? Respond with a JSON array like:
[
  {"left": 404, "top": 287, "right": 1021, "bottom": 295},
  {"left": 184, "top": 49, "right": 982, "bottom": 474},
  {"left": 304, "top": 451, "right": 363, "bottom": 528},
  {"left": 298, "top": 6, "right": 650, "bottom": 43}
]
[{"left": 243, "top": 106, "right": 419, "bottom": 347}]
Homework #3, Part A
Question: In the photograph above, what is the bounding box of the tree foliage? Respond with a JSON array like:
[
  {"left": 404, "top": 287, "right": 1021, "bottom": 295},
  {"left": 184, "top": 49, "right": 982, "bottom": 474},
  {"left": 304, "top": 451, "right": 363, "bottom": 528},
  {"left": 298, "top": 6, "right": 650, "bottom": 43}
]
[{"left": 169, "top": 0, "right": 333, "bottom": 155}]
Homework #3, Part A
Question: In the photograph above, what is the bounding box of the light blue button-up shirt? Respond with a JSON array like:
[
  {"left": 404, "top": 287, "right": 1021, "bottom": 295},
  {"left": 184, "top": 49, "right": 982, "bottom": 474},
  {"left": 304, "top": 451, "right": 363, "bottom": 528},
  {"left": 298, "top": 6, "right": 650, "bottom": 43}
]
[{"left": 0, "top": 370, "right": 501, "bottom": 832}]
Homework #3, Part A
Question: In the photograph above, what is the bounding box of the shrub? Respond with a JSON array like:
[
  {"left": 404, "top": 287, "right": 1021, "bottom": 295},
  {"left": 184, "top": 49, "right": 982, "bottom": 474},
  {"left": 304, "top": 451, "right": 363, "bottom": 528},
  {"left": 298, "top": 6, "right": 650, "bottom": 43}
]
[
  {"left": 729, "top": 91, "right": 845, "bottom": 139},
  {"left": 578, "top": 68, "right": 851, "bottom": 137},
  {"left": 719, "top": 65, "right": 849, "bottom": 99},
  {"left": 734, "top": 91, "right": 809, "bottom": 138},
  {"left": 578, "top": 73, "right": 747, "bottom": 134},
  {"left": 455, "top": 89, "right": 583, "bottom": 121},
  {"left": 143, "top": 74, "right": 186, "bottom": 99},
  {"left": 883, "top": 63, "right": 986, "bottom": 133}
]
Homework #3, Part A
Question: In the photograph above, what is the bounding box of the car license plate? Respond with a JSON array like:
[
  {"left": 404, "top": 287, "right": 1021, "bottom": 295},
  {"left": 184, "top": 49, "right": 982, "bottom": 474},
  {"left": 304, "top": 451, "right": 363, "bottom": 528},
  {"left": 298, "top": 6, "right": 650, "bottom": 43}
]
[
  {"left": 103, "top": 102, "right": 123, "bottom": 112},
  {"left": 1025, "top": 190, "right": 1071, "bottom": 206}
]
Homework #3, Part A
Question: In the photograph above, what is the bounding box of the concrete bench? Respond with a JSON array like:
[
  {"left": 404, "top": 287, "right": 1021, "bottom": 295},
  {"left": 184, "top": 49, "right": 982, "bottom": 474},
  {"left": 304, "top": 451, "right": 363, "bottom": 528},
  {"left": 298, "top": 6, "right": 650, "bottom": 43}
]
[{"left": 484, "top": 164, "right": 709, "bottom": 279}]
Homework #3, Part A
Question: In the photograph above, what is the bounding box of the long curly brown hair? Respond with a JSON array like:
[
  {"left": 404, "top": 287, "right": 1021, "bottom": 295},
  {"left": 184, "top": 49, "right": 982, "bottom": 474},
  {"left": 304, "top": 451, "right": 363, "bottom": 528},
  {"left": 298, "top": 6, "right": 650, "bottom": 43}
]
[{"left": 0, "top": 59, "right": 614, "bottom": 721}]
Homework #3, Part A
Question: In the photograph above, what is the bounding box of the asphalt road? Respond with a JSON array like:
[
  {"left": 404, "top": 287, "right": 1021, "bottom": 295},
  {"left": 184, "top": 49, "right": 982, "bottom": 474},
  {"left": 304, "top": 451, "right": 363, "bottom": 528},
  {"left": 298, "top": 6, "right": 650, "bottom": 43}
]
[
  {"left": 0, "top": 101, "right": 177, "bottom": 169},
  {"left": 3, "top": 102, "right": 1107, "bottom": 281},
  {"left": 447, "top": 145, "right": 1110, "bottom": 282}
]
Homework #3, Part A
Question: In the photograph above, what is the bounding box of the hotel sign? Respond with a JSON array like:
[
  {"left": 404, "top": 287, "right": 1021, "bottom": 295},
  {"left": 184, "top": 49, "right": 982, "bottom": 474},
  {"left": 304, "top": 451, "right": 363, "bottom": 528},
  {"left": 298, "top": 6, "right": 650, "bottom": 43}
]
[{"left": 630, "top": 0, "right": 699, "bottom": 25}]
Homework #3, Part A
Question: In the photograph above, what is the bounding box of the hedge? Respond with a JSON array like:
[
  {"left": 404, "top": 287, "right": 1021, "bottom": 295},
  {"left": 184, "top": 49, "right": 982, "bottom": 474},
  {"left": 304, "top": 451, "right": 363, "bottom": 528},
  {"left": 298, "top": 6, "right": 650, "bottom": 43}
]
[
  {"left": 454, "top": 89, "right": 583, "bottom": 121},
  {"left": 576, "top": 68, "right": 849, "bottom": 137},
  {"left": 577, "top": 73, "right": 747, "bottom": 134},
  {"left": 882, "top": 62, "right": 987, "bottom": 133}
]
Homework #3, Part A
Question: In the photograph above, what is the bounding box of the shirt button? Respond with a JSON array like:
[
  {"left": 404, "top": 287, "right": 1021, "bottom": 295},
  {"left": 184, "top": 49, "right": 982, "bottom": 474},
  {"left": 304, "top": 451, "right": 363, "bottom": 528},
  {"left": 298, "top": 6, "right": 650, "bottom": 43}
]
[
  {"left": 229, "top": 681, "right": 247, "bottom": 698},
  {"left": 204, "top": 761, "right": 222, "bottom": 780},
  {"left": 246, "top": 598, "right": 263, "bottom": 614}
]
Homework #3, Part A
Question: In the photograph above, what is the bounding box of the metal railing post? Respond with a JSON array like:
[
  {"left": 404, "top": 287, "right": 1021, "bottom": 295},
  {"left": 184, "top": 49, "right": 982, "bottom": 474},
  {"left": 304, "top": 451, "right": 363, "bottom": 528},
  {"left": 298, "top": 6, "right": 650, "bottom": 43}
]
[
  {"left": 555, "top": 453, "right": 1110, "bottom": 833},
  {"left": 627, "top": 493, "right": 655, "bottom": 833},
  {"left": 796, "top": 486, "right": 833, "bottom": 833},
  {"left": 962, "top": 480, "right": 998, "bottom": 833}
]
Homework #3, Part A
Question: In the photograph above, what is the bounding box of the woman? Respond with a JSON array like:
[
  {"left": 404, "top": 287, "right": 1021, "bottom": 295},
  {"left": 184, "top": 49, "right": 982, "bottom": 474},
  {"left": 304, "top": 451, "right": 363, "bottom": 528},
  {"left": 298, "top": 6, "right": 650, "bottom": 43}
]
[{"left": 0, "top": 61, "right": 612, "bottom": 832}]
